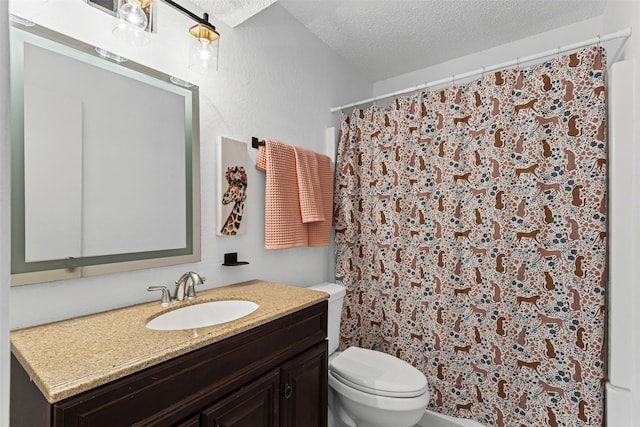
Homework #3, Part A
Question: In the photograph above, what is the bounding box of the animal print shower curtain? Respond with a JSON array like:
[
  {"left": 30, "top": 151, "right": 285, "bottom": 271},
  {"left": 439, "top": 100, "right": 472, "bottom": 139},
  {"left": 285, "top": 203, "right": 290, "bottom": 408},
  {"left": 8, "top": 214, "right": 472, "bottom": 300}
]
[{"left": 334, "top": 46, "right": 607, "bottom": 427}]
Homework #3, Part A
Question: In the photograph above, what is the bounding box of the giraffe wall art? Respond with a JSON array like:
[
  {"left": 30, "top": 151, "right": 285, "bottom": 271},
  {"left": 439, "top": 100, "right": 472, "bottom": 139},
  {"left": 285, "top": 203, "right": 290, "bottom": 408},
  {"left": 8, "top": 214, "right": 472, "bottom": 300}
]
[
  {"left": 220, "top": 166, "right": 247, "bottom": 235},
  {"left": 218, "top": 137, "right": 248, "bottom": 236}
]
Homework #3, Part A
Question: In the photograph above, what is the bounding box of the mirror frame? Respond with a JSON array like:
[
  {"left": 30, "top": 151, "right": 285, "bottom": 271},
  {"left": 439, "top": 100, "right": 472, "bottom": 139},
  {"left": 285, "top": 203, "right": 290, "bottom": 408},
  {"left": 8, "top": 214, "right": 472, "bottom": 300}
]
[{"left": 10, "top": 19, "right": 201, "bottom": 285}]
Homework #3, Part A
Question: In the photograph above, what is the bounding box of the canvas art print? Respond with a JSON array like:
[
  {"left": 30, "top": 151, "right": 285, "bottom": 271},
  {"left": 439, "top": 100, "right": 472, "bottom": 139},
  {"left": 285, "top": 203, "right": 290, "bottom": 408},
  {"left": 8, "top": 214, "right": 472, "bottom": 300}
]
[{"left": 217, "top": 137, "right": 248, "bottom": 236}]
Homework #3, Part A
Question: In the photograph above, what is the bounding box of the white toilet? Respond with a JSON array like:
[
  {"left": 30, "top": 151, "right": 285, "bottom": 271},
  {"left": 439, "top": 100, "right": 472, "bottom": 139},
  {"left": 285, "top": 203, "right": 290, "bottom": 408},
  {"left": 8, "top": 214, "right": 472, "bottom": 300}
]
[{"left": 309, "top": 283, "right": 430, "bottom": 427}]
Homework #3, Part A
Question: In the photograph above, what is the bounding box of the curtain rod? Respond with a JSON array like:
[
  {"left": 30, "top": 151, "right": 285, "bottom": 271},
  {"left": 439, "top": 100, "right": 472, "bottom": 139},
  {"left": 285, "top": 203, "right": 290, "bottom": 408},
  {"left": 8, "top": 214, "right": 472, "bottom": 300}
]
[{"left": 330, "top": 27, "right": 632, "bottom": 113}]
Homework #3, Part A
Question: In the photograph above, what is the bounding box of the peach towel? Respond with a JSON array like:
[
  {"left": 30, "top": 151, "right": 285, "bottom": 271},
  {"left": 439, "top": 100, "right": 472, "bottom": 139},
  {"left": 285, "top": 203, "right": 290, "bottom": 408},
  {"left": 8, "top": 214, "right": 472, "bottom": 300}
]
[
  {"left": 294, "top": 145, "right": 325, "bottom": 223},
  {"left": 256, "top": 139, "right": 333, "bottom": 249}
]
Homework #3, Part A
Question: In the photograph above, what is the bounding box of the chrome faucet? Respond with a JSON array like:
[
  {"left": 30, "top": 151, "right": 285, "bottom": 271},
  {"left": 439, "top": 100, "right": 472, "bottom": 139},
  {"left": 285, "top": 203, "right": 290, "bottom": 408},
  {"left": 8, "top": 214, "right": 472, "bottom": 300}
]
[{"left": 174, "top": 271, "right": 206, "bottom": 301}]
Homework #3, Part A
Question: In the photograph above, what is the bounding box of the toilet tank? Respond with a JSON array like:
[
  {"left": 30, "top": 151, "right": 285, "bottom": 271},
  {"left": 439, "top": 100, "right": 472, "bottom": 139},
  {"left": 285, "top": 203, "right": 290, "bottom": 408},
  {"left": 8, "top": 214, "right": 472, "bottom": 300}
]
[{"left": 308, "top": 282, "right": 345, "bottom": 355}]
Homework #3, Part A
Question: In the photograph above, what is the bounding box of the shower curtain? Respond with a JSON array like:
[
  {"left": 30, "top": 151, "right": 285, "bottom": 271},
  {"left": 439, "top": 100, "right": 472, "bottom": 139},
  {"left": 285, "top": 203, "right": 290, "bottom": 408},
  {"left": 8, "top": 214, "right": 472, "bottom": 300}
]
[{"left": 334, "top": 46, "right": 607, "bottom": 427}]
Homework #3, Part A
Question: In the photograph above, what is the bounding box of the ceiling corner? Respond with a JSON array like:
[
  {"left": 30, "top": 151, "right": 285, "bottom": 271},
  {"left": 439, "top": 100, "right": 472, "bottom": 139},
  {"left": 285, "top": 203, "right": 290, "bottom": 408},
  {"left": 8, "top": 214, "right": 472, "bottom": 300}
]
[{"left": 187, "top": 0, "right": 277, "bottom": 28}]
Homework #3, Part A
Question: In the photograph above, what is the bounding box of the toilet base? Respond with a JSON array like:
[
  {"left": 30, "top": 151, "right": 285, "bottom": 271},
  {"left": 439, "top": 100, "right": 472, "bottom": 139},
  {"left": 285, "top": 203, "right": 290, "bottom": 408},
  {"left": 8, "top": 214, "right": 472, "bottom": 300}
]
[
  {"left": 331, "top": 387, "right": 425, "bottom": 427},
  {"left": 328, "top": 370, "right": 428, "bottom": 427},
  {"left": 333, "top": 398, "right": 358, "bottom": 427}
]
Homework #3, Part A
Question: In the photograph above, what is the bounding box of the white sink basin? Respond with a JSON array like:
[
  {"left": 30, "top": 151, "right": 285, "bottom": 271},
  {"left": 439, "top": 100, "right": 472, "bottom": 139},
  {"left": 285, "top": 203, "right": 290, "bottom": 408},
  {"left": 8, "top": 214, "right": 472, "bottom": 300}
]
[{"left": 146, "top": 300, "right": 259, "bottom": 331}]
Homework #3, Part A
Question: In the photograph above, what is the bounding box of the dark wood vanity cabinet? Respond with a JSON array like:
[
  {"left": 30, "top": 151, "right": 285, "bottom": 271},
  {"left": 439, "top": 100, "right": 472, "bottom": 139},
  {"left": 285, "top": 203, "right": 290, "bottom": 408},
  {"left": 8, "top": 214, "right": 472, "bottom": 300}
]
[
  {"left": 11, "top": 302, "right": 328, "bottom": 427},
  {"left": 279, "top": 342, "right": 328, "bottom": 427},
  {"left": 199, "top": 368, "right": 280, "bottom": 427},
  {"left": 197, "top": 341, "right": 327, "bottom": 427}
]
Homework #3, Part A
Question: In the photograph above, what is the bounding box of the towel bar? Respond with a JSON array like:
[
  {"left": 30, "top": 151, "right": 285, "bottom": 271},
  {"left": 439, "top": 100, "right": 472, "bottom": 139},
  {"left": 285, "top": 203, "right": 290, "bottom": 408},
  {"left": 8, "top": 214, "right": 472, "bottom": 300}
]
[{"left": 251, "top": 137, "right": 265, "bottom": 149}]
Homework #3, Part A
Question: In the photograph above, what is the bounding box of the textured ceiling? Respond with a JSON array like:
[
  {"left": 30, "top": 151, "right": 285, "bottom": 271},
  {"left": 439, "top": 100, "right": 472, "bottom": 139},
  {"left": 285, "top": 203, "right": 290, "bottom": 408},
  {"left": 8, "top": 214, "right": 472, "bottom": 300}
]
[
  {"left": 188, "top": 0, "right": 607, "bottom": 82},
  {"left": 188, "top": 0, "right": 276, "bottom": 28},
  {"left": 278, "top": 0, "right": 607, "bottom": 82}
]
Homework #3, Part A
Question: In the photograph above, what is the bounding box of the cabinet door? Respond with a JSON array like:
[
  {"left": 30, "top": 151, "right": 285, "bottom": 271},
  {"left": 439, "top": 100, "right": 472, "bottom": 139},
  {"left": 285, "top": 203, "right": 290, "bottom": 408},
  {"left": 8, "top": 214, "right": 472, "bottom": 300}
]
[
  {"left": 173, "top": 414, "right": 200, "bottom": 427},
  {"left": 279, "top": 341, "right": 328, "bottom": 427},
  {"left": 201, "top": 369, "right": 279, "bottom": 427}
]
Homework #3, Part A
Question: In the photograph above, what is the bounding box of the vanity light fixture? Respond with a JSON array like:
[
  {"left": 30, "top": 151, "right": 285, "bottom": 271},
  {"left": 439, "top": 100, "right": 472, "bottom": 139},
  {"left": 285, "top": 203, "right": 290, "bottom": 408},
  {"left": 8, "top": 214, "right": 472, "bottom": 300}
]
[
  {"left": 111, "top": 0, "right": 220, "bottom": 72},
  {"left": 188, "top": 21, "right": 220, "bottom": 73}
]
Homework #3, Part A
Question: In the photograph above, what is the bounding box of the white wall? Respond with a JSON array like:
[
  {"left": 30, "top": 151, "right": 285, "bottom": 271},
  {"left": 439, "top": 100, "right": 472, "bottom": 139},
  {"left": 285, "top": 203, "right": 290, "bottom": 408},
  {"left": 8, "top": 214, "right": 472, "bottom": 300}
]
[
  {"left": 600, "top": 2, "right": 640, "bottom": 426},
  {"left": 7, "top": 0, "right": 371, "bottom": 330},
  {"left": 1, "top": 2, "right": 11, "bottom": 426}
]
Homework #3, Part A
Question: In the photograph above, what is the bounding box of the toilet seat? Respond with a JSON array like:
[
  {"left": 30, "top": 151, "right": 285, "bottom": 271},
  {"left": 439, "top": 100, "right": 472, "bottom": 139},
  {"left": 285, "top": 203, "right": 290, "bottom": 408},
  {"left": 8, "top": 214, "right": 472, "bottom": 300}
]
[{"left": 329, "top": 347, "right": 428, "bottom": 398}]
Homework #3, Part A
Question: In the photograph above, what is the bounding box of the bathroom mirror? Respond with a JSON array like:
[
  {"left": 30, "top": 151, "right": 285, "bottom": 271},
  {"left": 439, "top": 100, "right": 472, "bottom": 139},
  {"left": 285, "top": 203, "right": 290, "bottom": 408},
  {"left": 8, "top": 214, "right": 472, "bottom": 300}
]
[{"left": 10, "top": 19, "right": 201, "bottom": 285}]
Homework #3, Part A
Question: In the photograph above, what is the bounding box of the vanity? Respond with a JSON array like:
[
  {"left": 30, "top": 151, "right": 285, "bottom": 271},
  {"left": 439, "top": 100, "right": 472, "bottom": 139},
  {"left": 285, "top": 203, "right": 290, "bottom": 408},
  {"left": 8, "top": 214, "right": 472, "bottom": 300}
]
[{"left": 10, "top": 280, "right": 329, "bottom": 427}]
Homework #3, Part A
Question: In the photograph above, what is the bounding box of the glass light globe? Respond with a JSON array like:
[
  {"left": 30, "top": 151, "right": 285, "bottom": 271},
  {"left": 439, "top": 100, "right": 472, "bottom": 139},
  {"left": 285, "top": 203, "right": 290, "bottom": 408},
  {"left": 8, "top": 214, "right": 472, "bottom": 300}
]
[
  {"left": 118, "top": 0, "right": 147, "bottom": 30},
  {"left": 189, "top": 38, "right": 218, "bottom": 74},
  {"left": 187, "top": 23, "right": 219, "bottom": 74},
  {"left": 112, "top": 0, "right": 150, "bottom": 46}
]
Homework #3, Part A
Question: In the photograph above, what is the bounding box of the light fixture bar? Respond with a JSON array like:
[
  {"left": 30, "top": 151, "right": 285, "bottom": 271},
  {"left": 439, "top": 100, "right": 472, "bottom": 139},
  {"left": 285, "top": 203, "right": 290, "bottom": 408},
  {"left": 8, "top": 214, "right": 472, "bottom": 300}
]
[{"left": 159, "top": 0, "right": 217, "bottom": 33}]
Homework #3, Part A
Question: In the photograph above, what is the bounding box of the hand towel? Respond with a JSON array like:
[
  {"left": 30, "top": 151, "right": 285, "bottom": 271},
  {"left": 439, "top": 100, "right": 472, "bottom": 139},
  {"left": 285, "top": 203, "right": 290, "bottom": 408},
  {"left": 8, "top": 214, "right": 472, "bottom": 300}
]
[
  {"left": 256, "top": 139, "right": 333, "bottom": 249},
  {"left": 256, "top": 139, "right": 308, "bottom": 249},
  {"left": 307, "top": 153, "right": 333, "bottom": 247},
  {"left": 294, "top": 145, "right": 325, "bottom": 223}
]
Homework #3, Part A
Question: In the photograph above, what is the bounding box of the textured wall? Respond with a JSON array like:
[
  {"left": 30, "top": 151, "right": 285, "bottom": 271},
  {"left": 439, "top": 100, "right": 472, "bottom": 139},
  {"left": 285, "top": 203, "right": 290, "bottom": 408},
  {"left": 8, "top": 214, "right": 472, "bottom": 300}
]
[
  {"left": 7, "top": 0, "right": 371, "bottom": 329},
  {"left": 600, "top": 3, "right": 640, "bottom": 427},
  {"left": 1, "top": 2, "right": 10, "bottom": 426}
]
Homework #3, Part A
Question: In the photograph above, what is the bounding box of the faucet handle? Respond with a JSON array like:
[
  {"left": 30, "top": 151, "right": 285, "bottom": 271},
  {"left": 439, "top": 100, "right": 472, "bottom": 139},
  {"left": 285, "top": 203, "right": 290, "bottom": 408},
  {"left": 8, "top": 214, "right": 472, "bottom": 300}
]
[
  {"left": 147, "top": 286, "right": 173, "bottom": 306},
  {"left": 185, "top": 271, "right": 206, "bottom": 300}
]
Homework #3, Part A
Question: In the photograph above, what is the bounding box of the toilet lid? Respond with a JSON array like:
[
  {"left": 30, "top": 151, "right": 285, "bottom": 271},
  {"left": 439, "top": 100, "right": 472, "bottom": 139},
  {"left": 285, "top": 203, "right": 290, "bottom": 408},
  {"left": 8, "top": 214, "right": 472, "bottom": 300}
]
[{"left": 329, "top": 347, "right": 428, "bottom": 398}]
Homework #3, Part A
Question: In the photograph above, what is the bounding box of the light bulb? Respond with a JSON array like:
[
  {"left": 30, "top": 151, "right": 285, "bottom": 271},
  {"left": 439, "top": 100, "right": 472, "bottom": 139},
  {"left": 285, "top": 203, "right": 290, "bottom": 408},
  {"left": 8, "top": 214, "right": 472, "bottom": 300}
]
[
  {"left": 198, "top": 41, "right": 214, "bottom": 61},
  {"left": 189, "top": 38, "right": 218, "bottom": 74},
  {"left": 112, "top": 0, "right": 150, "bottom": 46},
  {"left": 118, "top": 0, "right": 147, "bottom": 30},
  {"left": 187, "top": 23, "right": 219, "bottom": 73}
]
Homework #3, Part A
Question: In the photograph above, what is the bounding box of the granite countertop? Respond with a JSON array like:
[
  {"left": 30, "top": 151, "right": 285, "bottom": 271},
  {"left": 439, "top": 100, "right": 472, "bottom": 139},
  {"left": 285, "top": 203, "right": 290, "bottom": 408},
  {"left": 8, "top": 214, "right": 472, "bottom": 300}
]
[{"left": 10, "top": 280, "right": 328, "bottom": 404}]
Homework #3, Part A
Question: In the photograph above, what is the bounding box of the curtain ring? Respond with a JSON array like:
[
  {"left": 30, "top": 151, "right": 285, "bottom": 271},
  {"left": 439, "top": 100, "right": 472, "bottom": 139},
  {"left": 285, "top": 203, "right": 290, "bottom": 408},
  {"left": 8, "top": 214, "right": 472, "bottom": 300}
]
[
  {"left": 422, "top": 82, "right": 429, "bottom": 99},
  {"left": 516, "top": 57, "right": 520, "bottom": 71},
  {"left": 481, "top": 66, "right": 485, "bottom": 78},
  {"left": 597, "top": 34, "right": 601, "bottom": 49},
  {"left": 557, "top": 46, "right": 561, "bottom": 59},
  {"left": 452, "top": 74, "right": 456, "bottom": 85}
]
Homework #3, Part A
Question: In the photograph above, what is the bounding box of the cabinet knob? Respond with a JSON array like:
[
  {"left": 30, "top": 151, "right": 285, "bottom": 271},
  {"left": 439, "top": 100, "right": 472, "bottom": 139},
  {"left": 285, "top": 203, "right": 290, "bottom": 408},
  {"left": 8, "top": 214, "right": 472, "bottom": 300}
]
[{"left": 283, "top": 384, "right": 293, "bottom": 399}]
